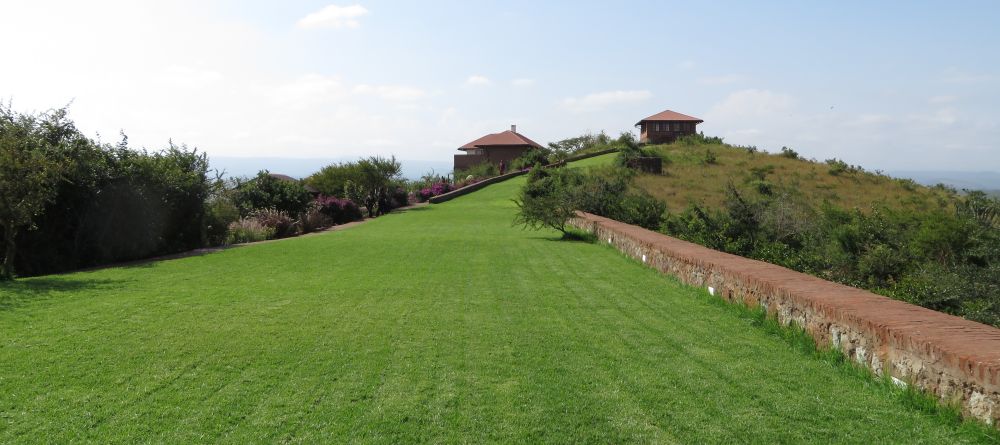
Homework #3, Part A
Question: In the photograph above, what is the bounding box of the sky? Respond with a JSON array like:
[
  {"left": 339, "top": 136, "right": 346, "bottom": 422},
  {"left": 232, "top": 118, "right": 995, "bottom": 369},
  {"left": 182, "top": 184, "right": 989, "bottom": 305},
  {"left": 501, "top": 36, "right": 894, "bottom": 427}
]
[{"left": 2, "top": 0, "right": 999, "bottom": 173}]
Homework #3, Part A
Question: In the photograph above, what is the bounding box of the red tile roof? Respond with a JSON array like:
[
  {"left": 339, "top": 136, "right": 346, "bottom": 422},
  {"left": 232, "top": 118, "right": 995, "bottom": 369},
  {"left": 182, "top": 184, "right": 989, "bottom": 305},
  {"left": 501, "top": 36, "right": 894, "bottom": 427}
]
[
  {"left": 459, "top": 130, "right": 544, "bottom": 150},
  {"left": 635, "top": 109, "right": 703, "bottom": 126}
]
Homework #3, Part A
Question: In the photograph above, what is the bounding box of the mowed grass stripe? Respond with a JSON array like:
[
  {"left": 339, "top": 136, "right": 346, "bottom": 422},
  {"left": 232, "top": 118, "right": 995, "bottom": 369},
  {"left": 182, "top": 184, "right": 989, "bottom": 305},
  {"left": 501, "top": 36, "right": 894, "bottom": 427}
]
[{"left": 0, "top": 161, "right": 994, "bottom": 443}]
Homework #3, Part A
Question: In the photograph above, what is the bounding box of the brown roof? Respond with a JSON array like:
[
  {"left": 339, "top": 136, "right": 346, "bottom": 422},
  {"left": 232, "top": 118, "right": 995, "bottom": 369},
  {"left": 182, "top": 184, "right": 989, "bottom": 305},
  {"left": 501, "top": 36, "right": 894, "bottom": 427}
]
[
  {"left": 459, "top": 130, "right": 544, "bottom": 151},
  {"left": 635, "top": 109, "right": 703, "bottom": 126}
]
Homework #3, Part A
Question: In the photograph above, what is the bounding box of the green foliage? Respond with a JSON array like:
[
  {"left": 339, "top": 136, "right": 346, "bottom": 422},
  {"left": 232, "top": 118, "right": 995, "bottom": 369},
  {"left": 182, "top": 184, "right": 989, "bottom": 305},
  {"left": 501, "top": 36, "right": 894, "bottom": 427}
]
[
  {"left": 779, "top": 146, "right": 800, "bottom": 159},
  {"left": 0, "top": 105, "right": 72, "bottom": 280},
  {"left": 547, "top": 131, "right": 613, "bottom": 158},
  {"left": 0, "top": 105, "right": 213, "bottom": 277},
  {"left": 826, "top": 158, "right": 849, "bottom": 175},
  {"left": 701, "top": 148, "right": 718, "bottom": 165},
  {"left": 664, "top": 181, "right": 1000, "bottom": 326},
  {"left": 513, "top": 166, "right": 583, "bottom": 235},
  {"left": 453, "top": 162, "right": 498, "bottom": 181},
  {"left": 343, "top": 156, "right": 403, "bottom": 218},
  {"left": 230, "top": 171, "right": 312, "bottom": 217},
  {"left": 305, "top": 162, "right": 363, "bottom": 197},
  {"left": 747, "top": 164, "right": 775, "bottom": 195},
  {"left": 510, "top": 147, "right": 551, "bottom": 171},
  {"left": 676, "top": 132, "right": 725, "bottom": 146},
  {"left": 514, "top": 165, "right": 666, "bottom": 234},
  {"left": 205, "top": 197, "right": 240, "bottom": 246}
]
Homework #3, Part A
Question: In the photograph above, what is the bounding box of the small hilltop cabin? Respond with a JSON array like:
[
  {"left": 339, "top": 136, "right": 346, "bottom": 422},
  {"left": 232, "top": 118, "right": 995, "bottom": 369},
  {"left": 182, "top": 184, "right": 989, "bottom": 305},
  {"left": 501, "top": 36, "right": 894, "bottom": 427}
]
[
  {"left": 635, "top": 109, "right": 703, "bottom": 144},
  {"left": 454, "top": 125, "right": 544, "bottom": 171}
]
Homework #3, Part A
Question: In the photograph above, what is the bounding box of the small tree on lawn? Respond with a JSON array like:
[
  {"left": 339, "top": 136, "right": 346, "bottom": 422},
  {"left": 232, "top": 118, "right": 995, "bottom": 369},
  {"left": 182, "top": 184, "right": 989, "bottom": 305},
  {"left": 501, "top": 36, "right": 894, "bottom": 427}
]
[
  {"left": 0, "top": 105, "right": 71, "bottom": 280},
  {"left": 512, "top": 165, "right": 583, "bottom": 236}
]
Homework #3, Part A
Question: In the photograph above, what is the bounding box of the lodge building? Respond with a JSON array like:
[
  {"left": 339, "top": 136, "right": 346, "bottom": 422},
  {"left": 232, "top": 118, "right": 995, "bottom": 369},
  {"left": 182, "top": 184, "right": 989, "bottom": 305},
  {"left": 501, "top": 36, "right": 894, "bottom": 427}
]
[
  {"left": 635, "top": 109, "right": 703, "bottom": 144},
  {"left": 453, "top": 125, "right": 543, "bottom": 171}
]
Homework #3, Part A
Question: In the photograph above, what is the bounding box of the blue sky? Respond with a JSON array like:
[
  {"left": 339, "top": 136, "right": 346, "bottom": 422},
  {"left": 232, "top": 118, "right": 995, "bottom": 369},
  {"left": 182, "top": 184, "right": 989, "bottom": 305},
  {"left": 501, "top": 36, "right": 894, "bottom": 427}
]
[{"left": 2, "top": 0, "right": 998, "bottom": 172}]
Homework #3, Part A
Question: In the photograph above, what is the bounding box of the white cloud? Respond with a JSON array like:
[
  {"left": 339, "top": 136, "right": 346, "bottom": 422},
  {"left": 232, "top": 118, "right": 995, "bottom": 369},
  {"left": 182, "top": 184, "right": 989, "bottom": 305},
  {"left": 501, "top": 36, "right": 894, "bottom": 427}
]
[
  {"left": 157, "top": 65, "right": 224, "bottom": 88},
  {"left": 677, "top": 60, "right": 696, "bottom": 70},
  {"left": 465, "top": 75, "right": 492, "bottom": 86},
  {"left": 562, "top": 90, "right": 651, "bottom": 113},
  {"left": 297, "top": 4, "right": 369, "bottom": 29},
  {"left": 511, "top": 78, "right": 536, "bottom": 87},
  {"left": 273, "top": 74, "right": 347, "bottom": 108},
  {"left": 706, "top": 89, "right": 795, "bottom": 118},
  {"left": 697, "top": 74, "right": 744, "bottom": 86},
  {"left": 353, "top": 84, "right": 427, "bottom": 101},
  {"left": 928, "top": 95, "right": 957, "bottom": 104}
]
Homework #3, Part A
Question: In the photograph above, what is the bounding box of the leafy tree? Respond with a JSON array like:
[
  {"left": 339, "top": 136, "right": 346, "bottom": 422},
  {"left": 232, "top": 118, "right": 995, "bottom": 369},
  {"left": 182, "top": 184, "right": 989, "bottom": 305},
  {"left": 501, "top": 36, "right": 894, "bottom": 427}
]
[
  {"left": 230, "top": 171, "right": 312, "bottom": 217},
  {"left": 305, "top": 162, "right": 364, "bottom": 197},
  {"left": 343, "top": 156, "right": 403, "bottom": 218},
  {"left": 0, "top": 105, "right": 72, "bottom": 280},
  {"left": 513, "top": 165, "right": 583, "bottom": 235}
]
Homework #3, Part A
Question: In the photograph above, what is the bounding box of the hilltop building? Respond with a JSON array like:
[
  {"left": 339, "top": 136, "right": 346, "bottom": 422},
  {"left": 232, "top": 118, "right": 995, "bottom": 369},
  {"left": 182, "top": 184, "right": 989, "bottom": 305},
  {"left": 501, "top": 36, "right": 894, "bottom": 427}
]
[
  {"left": 635, "top": 109, "right": 703, "bottom": 144},
  {"left": 454, "top": 125, "right": 544, "bottom": 171}
]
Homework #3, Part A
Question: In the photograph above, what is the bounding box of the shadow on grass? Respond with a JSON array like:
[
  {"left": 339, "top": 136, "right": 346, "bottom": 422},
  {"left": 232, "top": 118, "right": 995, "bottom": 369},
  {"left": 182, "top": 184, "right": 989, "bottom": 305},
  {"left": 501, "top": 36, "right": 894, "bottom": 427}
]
[
  {"left": 527, "top": 228, "right": 598, "bottom": 243},
  {"left": 391, "top": 205, "right": 433, "bottom": 214},
  {"left": 0, "top": 277, "right": 127, "bottom": 311}
]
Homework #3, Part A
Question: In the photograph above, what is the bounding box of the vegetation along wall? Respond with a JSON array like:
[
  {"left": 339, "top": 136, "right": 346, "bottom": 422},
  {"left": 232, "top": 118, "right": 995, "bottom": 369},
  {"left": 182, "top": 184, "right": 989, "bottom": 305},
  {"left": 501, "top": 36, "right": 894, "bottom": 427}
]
[{"left": 570, "top": 211, "right": 1000, "bottom": 426}]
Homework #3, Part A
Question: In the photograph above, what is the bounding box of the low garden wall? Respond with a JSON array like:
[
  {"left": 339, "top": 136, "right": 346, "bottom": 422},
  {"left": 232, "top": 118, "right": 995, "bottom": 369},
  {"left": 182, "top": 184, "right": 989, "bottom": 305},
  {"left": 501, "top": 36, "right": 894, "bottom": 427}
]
[
  {"left": 430, "top": 148, "right": 620, "bottom": 204},
  {"left": 570, "top": 211, "right": 1000, "bottom": 426}
]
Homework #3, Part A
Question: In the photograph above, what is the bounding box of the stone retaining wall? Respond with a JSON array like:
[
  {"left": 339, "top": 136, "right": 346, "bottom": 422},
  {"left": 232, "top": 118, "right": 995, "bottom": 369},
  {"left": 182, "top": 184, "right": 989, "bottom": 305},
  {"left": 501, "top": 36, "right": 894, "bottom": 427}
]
[{"left": 570, "top": 211, "right": 1000, "bottom": 425}]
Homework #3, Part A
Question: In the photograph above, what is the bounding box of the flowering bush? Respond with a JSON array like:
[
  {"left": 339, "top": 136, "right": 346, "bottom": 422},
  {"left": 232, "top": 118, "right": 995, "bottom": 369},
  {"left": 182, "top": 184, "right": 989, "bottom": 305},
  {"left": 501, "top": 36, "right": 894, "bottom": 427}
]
[
  {"left": 315, "top": 195, "right": 363, "bottom": 224},
  {"left": 416, "top": 181, "right": 454, "bottom": 202}
]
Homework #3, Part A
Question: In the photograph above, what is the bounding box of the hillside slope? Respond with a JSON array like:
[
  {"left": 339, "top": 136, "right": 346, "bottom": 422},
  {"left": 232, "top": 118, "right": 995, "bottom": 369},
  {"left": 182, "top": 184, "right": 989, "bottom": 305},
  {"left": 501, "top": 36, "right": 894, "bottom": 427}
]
[{"left": 636, "top": 141, "right": 955, "bottom": 213}]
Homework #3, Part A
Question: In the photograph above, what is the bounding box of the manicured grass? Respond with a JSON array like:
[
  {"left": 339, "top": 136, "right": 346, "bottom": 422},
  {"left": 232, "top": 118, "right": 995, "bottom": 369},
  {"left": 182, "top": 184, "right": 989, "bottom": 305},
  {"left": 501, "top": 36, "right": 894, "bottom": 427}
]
[{"left": 0, "top": 169, "right": 994, "bottom": 443}]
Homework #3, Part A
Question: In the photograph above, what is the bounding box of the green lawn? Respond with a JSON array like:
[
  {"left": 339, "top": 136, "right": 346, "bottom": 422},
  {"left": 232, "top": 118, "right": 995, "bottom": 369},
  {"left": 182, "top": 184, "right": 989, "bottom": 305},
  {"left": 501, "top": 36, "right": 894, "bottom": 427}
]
[{"left": 0, "top": 162, "right": 994, "bottom": 443}]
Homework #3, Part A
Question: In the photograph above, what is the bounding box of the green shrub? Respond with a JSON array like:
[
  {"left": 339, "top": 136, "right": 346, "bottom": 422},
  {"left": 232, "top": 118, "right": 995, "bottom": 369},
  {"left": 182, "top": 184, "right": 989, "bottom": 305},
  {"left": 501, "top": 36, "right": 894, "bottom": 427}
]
[
  {"left": 231, "top": 171, "right": 312, "bottom": 217},
  {"left": 779, "top": 146, "right": 800, "bottom": 159},
  {"left": 826, "top": 158, "right": 849, "bottom": 176},
  {"left": 205, "top": 198, "right": 240, "bottom": 246},
  {"left": 547, "top": 131, "right": 613, "bottom": 157},
  {"left": 701, "top": 149, "right": 718, "bottom": 165},
  {"left": 454, "top": 162, "right": 499, "bottom": 181},
  {"left": 305, "top": 162, "right": 363, "bottom": 197},
  {"left": 513, "top": 165, "right": 583, "bottom": 235},
  {"left": 676, "top": 132, "right": 725, "bottom": 146},
  {"left": 511, "top": 148, "right": 551, "bottom": 171},
  {"left": 514, "top": 165, "right": 666, "bottom": 235},
  {"left": 2, "top": 104, "right": 214, "bottom": 277}
]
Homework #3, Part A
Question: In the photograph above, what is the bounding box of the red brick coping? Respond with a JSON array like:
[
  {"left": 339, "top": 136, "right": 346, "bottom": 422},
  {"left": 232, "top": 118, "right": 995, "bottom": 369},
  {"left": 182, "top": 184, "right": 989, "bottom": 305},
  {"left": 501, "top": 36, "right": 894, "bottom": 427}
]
[{"left": 570, "top": 211, "right": 1000, "bottom": 425}]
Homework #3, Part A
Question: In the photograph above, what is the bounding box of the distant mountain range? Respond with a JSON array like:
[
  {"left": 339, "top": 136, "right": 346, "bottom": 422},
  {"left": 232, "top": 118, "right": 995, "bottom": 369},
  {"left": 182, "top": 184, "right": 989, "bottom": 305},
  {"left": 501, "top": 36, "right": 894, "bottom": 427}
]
[
  {"left": 208, "top": 156, "right": 453, "bottom": 181},
  {"left": 889, "top": 170, "right": 1000, "bottom": 194}
]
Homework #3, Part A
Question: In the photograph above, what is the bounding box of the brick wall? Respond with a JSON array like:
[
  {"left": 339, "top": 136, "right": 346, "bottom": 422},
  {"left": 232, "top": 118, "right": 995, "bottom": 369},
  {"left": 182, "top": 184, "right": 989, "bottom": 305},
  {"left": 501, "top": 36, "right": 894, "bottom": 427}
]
[{"left": 570, "top": 211, "right": 1000, "bottom": 425}]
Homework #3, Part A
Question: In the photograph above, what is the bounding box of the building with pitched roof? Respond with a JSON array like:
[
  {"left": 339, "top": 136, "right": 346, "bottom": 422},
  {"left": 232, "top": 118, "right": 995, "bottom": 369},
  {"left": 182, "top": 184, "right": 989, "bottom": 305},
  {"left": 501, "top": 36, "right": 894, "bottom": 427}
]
[
  {"left": 454, "top": 125, "right": 544, "bottom": 171},
  {"left": 635, "top": 109, "right": 703, "bottom": 144}
]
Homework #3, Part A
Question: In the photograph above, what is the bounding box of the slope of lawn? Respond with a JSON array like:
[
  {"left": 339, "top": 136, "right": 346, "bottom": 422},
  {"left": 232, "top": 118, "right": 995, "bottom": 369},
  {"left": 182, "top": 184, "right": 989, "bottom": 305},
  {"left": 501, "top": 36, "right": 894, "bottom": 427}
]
[{"left": 0, "top": 163, "right": 994, "bottom": 443}]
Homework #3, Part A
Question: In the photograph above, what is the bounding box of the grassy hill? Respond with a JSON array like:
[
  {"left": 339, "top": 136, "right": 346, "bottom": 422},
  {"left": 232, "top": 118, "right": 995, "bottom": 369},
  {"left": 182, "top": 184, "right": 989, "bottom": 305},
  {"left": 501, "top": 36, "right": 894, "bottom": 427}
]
[
  {"left": 635, "top": 140, "right": 956, "bottom": 214},
  {"left": 0, "top": 158, "right": 994, "bottom": 442}
]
